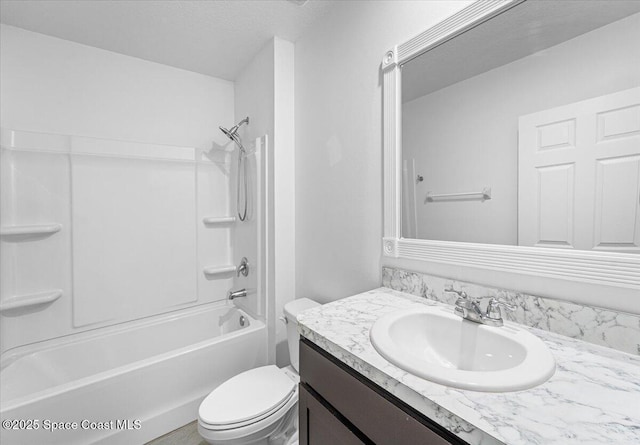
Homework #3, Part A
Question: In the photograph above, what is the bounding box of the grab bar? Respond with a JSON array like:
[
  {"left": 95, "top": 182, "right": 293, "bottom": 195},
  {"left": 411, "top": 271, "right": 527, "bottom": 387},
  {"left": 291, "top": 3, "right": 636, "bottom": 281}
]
[{"left": 425, "top": 187, "right": 491, "bottom": 203}]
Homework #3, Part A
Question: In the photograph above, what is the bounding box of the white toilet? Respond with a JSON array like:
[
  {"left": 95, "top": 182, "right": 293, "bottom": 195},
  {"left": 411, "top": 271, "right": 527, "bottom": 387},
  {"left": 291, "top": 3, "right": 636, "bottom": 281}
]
[{"left": 198, "top": 298, "right": 320, "bottom": 445}]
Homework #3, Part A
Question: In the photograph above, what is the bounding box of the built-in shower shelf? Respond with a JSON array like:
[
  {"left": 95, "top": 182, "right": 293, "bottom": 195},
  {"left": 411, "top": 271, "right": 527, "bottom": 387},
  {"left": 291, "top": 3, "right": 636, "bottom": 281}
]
[
  {"left": 203, "top": 265, "right": 236, "bottom": 277},
  {"left": 202, "top": 216, "right": 237, "bottom": 225},
  {"left": 0, "top": 223, "right": 62, "bottom": 237},
  {"left": 0, "top": 289, "right": 62, "bottom": 313}
]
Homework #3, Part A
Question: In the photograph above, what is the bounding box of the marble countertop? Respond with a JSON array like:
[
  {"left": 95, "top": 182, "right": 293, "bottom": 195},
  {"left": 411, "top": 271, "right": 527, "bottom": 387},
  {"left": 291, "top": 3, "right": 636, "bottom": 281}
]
[{"left": 297, "top": 288, "right": 640, "bottom": 445}]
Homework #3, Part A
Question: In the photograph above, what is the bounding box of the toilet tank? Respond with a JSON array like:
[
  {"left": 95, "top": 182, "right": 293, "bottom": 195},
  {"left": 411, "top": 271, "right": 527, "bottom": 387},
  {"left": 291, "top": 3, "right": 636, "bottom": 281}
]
[{"left": 283, "top": 298, "right": 320, "bottom": 372}]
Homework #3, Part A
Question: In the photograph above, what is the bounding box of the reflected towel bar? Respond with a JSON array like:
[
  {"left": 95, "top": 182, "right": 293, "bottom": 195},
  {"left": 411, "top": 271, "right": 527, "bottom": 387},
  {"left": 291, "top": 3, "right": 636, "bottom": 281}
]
[{"left": 425, "top": 187, "right": 491, "bottom": 203}]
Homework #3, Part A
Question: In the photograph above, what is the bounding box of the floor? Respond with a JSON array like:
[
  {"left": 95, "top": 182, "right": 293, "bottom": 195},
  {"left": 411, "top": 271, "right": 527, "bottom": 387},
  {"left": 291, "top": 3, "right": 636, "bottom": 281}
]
[{"left": 145, "top": 421, "right": 206, "bottom": 445}]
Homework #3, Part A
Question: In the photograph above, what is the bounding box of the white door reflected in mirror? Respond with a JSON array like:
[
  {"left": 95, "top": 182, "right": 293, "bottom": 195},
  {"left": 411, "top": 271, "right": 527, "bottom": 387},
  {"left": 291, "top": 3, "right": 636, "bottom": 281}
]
[{"left": 518, "top": 88, "right": 640, "bottom": 253}]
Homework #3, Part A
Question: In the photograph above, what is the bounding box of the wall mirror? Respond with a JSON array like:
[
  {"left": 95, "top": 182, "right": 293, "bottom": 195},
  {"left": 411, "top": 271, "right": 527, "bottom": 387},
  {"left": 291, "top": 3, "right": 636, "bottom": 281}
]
[{"left": 382, "top": 0, "right": 640, "bottom": 313}]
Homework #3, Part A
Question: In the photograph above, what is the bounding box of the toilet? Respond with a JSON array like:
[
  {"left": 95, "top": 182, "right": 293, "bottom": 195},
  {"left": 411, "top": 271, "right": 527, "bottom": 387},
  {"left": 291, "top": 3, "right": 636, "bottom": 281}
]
[{"left": 198, "top": 298, "right": 320, "bottom": 445}]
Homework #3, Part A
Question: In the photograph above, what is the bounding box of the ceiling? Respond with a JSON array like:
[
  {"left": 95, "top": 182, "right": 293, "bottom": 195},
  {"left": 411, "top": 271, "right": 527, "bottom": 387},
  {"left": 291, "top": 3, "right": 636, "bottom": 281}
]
[
  {"left": 0, "top": 0, "right": 336, "bottom": 81},
  {"left": 402, "top": 0, "right": 640, "bottom": 103}
]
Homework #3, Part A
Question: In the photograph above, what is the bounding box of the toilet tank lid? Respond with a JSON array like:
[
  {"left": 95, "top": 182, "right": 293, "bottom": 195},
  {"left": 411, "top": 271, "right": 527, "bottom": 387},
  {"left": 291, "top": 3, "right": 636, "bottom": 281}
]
[{"left": 283, "top": 298, "right": 320, "bottom": 321}]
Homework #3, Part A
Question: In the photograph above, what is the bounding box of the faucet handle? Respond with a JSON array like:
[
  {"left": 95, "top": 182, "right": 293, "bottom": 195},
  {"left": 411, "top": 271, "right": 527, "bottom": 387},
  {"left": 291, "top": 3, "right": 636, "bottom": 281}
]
[
  {"left": 446, "top": 287, "right": 481, "bottom": 310},
  {"left": 236, "top": 257, "right": 249, "bottom": 277},
  {"left": 485, "top": 297, "right": 516, "bottom": 320},
  {"left": 445, "top": 287, "right": 469, "bottom": 299}
]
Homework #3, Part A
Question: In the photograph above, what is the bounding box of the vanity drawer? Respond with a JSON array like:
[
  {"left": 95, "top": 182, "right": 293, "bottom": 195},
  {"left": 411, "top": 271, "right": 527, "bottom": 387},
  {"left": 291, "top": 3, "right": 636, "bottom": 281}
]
[{"left": 299, "top": 338, "right": 467, "bottom": 445}]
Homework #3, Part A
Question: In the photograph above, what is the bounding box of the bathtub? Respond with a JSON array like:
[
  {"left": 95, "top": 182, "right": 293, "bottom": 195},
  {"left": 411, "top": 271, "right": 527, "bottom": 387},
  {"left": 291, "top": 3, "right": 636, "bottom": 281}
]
[{"left": 0, "top": 302, "right": 267, "bottom": 445}]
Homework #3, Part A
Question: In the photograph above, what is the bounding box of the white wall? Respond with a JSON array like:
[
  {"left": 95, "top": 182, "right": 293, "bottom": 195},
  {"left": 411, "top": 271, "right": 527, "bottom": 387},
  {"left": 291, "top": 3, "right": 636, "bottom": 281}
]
[
  {"left": 234, "top": 37, "right": 295, "bottom": 366},
  {"left": 0, "top": 25, "right": 233, "bottom": 148},
  {"left": 0, "top": 25, "right": 235, "bottom": 353},
  {"left": 403, "top": 14, "right": 640, "bottom": 245},
  {"left": 294, "top": 1, "right": 471, "bottom": 303},
  {"left": 273, "top": 38, "right": 296, "bottom": 367},
  {"left": 234, "top": 38, "right": 275, "bottom": 365},
  {"left": 233, "top": 38, "right": 275, "bottom": 319}
]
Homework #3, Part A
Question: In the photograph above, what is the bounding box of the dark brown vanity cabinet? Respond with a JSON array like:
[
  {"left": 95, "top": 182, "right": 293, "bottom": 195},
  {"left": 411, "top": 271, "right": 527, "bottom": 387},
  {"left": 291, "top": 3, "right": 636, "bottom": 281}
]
[{"left": 299, "top": 338, "right": 469, "bottom": 445}]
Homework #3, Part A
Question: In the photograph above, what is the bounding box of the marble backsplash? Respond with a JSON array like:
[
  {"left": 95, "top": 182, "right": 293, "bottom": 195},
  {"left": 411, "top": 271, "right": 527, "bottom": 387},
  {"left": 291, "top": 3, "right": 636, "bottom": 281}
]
[{"left": 382, "top": 267, "right": 640, "bottom": 355}]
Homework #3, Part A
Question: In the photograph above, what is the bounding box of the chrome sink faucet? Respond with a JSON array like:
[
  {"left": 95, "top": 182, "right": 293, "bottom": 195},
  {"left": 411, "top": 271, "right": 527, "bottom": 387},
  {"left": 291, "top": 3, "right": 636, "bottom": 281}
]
[{"left": 445, "top": 287, "right": 515, "bottom": 327}]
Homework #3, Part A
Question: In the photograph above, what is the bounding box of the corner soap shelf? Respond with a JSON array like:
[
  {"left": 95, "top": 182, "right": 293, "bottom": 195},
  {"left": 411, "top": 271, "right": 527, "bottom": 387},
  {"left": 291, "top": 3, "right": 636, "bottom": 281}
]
[
  {"left": 202, "top": 216, "right": 236, "bottom": 225},
  {"left": 0, "top": 290, "right": 63, "bottom": 313},
  {"left": 0, "top": 223, "right": 62, "bottom": 237},
  {"left": 203, "top": 265, "right": 236, "bottom": 277}
]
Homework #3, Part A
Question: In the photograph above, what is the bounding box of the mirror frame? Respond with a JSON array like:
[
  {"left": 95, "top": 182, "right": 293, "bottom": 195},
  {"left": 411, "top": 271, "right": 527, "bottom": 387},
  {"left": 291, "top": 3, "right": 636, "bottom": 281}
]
[{"left": 381, "top": 0, "right": 640, "bottom": 314}]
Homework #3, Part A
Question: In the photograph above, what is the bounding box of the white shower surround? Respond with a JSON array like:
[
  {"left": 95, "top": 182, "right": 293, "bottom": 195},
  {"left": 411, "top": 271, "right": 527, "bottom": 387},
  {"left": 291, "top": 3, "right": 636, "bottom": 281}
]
[
  {"left": 0, "top": 303, "right": 267, "bottom": 445},
  {"left": 0, "top": 128, "right": 243, "bottom": 353}
]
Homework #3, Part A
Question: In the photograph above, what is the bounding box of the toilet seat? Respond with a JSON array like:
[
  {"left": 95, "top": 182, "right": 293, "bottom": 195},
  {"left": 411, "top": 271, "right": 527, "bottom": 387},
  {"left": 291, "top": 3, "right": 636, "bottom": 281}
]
[
  {"left": 199, "top": 365, "right": 297, "bottom": 431},
  {"left": 197, "top": 392, "right": 298, "bottom": 445},
  {"left": 200, "top": 390, "right": 295, "bottom": 431}
]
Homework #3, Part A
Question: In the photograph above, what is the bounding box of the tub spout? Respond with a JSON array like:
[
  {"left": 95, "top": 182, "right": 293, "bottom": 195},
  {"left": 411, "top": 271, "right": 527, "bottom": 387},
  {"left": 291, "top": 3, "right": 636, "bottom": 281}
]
[{"left": 228, "top": 289, "right": 247, "bottom": 300}]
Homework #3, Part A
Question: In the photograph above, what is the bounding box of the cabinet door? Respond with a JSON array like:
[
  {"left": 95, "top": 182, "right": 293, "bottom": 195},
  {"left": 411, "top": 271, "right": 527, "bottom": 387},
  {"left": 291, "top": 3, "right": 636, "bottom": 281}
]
[
  {"left": 300, "top": 340, "right": 466, "bottom": 445},
  {"left": 299, "top": 384, "right": 367, "bottom": 445}
]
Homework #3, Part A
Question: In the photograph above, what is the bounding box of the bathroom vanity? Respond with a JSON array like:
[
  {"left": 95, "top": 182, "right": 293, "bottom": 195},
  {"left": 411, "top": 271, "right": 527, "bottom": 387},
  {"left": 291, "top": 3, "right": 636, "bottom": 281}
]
[
  {"left": 299, "top": 338, "right": 465, "bottom": 445},
  {"left": 297, "top": 289, "right": 640, "bottom": 445}
]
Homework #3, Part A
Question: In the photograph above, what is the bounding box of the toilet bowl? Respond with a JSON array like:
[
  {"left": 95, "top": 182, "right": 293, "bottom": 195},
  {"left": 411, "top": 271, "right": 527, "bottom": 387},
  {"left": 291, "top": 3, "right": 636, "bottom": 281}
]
[{"left": 198, "top": 298, "right": 319, "bottom": 445}]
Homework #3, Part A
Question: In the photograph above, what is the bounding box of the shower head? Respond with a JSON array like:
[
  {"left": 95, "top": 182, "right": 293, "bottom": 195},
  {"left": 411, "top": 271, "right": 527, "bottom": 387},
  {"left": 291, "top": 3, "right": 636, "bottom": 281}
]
[
  {"left": 220, "top": 117, "right": 251, "bottom": 222},
  {"left": 219, "top": 117, "right": 249, "bottom": 147}
]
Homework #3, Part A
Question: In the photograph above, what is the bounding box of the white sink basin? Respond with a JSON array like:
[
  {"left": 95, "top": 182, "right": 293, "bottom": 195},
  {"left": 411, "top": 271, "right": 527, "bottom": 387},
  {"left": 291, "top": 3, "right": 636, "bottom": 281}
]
[{"left": 370, "top": 306, "right": 555, "bottom": 392}]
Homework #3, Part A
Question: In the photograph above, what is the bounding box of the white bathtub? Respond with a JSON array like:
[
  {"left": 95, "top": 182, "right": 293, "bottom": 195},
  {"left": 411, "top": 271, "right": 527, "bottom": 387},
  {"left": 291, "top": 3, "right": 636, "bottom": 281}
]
[{"left": 0, "top": 302, "right": 267, "bottom": 445}]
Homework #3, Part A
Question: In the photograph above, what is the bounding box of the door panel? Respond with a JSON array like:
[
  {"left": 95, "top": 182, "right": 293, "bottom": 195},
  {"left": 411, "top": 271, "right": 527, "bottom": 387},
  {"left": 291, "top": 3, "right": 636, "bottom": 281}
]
[
  {"left": 594, "top": 155, "right": 640, "bottom": 251},
  {"left": 519, "top": 87, "right": 640, "bottom": 252},
  {"left": 536, "top": 163, "right": 574, "bottom": 247}
]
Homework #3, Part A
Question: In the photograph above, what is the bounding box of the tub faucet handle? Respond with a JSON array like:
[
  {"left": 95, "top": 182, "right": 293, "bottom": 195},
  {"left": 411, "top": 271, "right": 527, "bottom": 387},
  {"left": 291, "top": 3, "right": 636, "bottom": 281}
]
[{"left": 237, "top": 257, "right": 249, "bottom": 277}]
